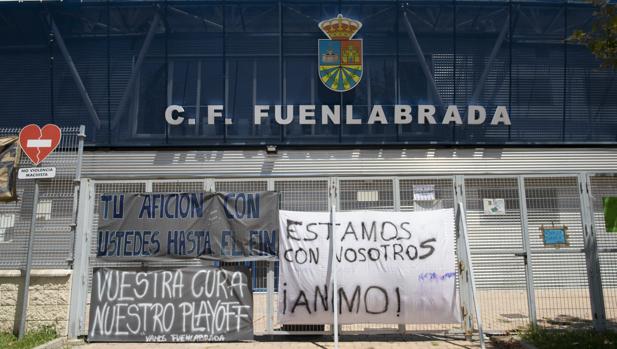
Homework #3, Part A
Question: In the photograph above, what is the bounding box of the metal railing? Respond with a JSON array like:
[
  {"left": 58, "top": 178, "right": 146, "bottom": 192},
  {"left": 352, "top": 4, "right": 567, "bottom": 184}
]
[{"left": 0, "top": 126, "right": 84, "bottom": 269}]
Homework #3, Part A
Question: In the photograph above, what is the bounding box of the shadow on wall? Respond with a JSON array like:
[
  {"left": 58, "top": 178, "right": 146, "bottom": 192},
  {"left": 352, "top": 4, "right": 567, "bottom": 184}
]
[
  {"left": 144, "top": 148, "right": 507, "bottom": 176},
  {"left": 149, "top": 148, "right": 507, "bottom": 163}
]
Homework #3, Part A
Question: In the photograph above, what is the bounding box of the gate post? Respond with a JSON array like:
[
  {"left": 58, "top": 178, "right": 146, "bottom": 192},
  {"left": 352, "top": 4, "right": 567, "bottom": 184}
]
[
  {"left": 578, "top": 174, "right": 607, "bottom": 331},
  {"left": 393, "top": 178, "right": 406, "bottom": 334},
  {"left": 266, "top": 178, "right": 275, "bottom": 335},
  {"left": 517, "top": 176, "right": 537, "bottom": 326},
  {"left": 67, "top": 178, "right": 95, "bottom": 338},
  {"left": 454, "top": 176, "right": 473, "bottom": 338},
  {"left": 454, "top": 176, "right": 485, "bottom": 348}
]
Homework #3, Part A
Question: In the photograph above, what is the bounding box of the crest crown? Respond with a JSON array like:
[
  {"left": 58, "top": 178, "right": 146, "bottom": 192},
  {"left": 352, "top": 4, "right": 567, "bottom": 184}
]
[{"left": 319, "top": 14, "right": 362, "bottom": 40}]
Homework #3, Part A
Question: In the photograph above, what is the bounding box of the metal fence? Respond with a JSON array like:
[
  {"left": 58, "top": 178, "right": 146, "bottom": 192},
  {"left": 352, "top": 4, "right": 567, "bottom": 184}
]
[
  {"left": 73, "top": 173, "right": 617, "bottom": 337},
  {"left": 590, "top": 176, "right": 617, "bottom": 329},
  {"left": 0, "top": 126, "right": 84, "bottom": 269}
]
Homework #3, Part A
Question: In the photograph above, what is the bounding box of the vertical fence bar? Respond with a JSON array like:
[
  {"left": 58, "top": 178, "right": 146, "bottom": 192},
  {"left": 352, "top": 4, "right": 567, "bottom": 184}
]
[
  {"left": 266, "top": 179, "right": 275, "bottom": 335},
  {"left": 454, "top": 176, "right": 473, "bottom": 338},
  {"left": 393, "top": 178, "right": 405, "bottom": 334},
  {"left": 68, "top": 178, "right": 95, "bottom": 338},
  {"left": 578, "top": 174, "right": 607, "bottom": 330},
  {"left": 329, "top": 179, "right": 339, "bottom": 347},
  {"left": 17, "top": 179, "right": 39, "bottom": 339},
  {"left": 330, "top": 202, "right": 339, "bottom": 348},
  {"left": 69, "top": 125, "right": 86, "bottom": 263},
  {"left": 457, "top": 202, "right": 486, "bottom": 349},
  {"left": 587, "top": 174, "right": 617, "bottom": 329},
  {"left": 266, "top": 261, "right": 275, "bottom": 335},
  {"left": 518, "top": 176, "right": 537, "bottom": 326}
]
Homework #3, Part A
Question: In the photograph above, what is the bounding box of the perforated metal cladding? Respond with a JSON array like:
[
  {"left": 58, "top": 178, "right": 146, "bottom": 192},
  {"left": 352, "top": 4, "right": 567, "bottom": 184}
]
[
  {"left": 151, "top": 181, "right": 205, "bottom": 192},
  {"left": 464, "top": 178, "right": 524, "bottom": 253},
  {"left": 0, "top": 127, "right": 81, "bottom": 269},
  {"left": 82, "top": 148, "right": 617, "bottom": 179},
  {"left": 276, "top": 180, "right": 329, "bottom": 212},
  {"left": 215, "top": 180, "right": 268, "bottom": 193},
  {"left": 400, "top": 178, "right": 454, "bottom": 211},
  {"left": 339, "top": 179, "right": 394, "bottom": 211},
  {"left": 3, "top": 2, "right": 617, "bottom": 146}
]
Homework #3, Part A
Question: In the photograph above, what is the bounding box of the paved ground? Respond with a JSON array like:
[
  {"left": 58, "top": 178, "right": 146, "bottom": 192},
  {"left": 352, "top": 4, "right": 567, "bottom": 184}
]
[
  {"left": 250, "top": 289, "right": 594, "bottom": 333},
  {"left": 77, "top": 288, "right": 602, "bottom": 349},
  {"left": 83, "top": 288, "right": 600, "bottom": 335},
  {"left": 73, "top": 335, "right": 491, "bottom": 349}
]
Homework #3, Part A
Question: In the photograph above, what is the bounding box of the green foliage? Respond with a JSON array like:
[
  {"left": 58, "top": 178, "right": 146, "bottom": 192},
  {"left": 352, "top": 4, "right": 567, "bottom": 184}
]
[
  {"left": 521, "top": 325, "right": 617, "bottom": 349},
  {"left": 0, "top": 326, "right": 57, "bottom": 349},
  {"left": 570, "top": 0, "right": 617, "bottom": 68}
]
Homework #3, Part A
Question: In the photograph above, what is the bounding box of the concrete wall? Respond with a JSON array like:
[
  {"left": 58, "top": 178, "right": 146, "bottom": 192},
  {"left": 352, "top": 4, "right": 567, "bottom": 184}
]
[{"left": 0, "top": 270, "right": 71, "bottom": 336}]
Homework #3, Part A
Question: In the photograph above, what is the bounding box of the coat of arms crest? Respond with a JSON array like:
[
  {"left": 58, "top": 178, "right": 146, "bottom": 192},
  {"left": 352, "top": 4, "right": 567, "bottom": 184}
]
[{"left": 318, "top": 14, "right": 363, "bottom": 92}]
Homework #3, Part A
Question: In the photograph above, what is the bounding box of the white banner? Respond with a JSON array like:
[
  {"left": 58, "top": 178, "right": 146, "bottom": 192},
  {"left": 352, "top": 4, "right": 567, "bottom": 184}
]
[{"left": 278, "top": 209, "right": 460, "bottom": 324}]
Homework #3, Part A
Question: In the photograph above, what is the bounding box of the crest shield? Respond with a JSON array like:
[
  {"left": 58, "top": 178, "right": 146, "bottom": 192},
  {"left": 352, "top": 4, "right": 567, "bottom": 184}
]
[{"left": 318, "top": 15, "right": 363, "bottom": 92}]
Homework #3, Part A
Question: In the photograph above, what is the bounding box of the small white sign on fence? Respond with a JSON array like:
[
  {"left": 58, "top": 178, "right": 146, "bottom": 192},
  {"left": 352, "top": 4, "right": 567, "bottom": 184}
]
[
  {"left": 483, "top": 198, "right": 506, "bottom": 215},
  {"left": 18, "top": 167, "right": 56, "bottom": 180},
  {"left": 413, "top": 184, "right": 435, "bottom": 201}
]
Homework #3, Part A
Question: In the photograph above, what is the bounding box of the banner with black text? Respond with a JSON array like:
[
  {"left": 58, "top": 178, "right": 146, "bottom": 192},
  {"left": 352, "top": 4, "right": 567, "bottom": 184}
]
[
  {"left": 278, "top": 209, "right": 460, "bottom": 324},
  {"left": 96, "top": 192, "right": 278, "bottom": 261}
]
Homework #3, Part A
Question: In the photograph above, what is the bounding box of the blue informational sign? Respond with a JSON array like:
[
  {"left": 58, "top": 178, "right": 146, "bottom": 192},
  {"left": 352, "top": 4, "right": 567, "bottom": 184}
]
[{"left": 541, "top": 226, "right": 568, "bottom": 247}]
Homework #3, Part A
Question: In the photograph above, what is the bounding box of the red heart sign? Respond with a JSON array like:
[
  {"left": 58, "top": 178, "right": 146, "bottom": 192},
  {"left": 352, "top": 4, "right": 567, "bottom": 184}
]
[{"left": 19, "top": 124, "right": 62, "bottom": 165}]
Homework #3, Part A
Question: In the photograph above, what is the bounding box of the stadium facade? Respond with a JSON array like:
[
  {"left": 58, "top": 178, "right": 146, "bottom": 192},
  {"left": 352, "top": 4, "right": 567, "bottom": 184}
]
[{"left": 1, "top": 0, "right": 617, "bottom": 340}]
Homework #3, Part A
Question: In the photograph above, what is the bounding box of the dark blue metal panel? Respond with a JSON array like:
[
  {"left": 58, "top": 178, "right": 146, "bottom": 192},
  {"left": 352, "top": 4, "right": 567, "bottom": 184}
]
[
  {"left": 0, "top": 1, "right": 615, "bottom": 147},
  {"left": 0, "top": 5, "right": 53, "bottom": 128},
  {"left": 52, "top": 5, "right": 109, "bottom": 144},
  {"left": 510, "top": 2, "right": 565, "bottom": 143}
]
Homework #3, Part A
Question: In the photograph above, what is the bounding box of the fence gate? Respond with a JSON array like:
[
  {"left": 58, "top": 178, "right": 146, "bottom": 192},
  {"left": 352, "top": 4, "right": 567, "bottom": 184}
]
[
  {"left": 524, "top": 176, "right": 594, "bottom": 328},
  {"left": 462, "top": 177, "right": 533, "bottom": 332}
]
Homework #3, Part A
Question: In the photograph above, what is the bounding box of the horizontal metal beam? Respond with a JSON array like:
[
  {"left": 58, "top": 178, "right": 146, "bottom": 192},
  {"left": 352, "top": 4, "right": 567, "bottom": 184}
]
[{"left": 167, "top": 6, "right": 223, "bottom": 30}]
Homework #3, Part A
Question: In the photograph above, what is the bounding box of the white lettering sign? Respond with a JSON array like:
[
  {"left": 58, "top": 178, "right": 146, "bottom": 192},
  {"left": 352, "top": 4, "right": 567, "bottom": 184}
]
[{"left": 165, "top": 104, "right": 511, "bottom": 126}]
